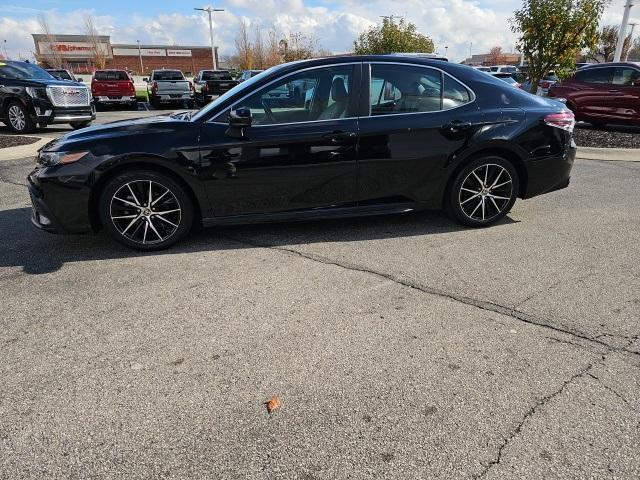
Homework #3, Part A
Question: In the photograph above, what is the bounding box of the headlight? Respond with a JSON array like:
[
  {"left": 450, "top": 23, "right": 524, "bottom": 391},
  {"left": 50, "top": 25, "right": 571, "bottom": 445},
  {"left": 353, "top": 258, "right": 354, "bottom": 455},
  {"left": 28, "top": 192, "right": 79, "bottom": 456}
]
[
  {"left": 25, "top": 87, "right": 48, "bottom": 100},
  {"left": 38, "top": 151, "right": 88, "bottom": 166}
]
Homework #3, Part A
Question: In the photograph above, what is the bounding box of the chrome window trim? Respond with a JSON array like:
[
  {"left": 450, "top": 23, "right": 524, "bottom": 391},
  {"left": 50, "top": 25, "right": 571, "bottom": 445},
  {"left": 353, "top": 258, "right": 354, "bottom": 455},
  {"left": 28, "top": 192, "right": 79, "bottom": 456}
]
[
  {"left": 366, "top": 61, "right": 477, "bottom": 118},
  {"left": 208, "top": 62, "right": 361, "bottom": 125}
]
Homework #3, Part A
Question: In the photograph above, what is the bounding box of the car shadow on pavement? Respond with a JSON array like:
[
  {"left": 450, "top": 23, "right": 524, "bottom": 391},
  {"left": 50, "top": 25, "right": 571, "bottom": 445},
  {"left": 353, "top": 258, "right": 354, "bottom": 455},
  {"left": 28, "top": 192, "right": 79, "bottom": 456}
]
[{"left": 0, "top": 207, "right": 518, "bottom": 275}]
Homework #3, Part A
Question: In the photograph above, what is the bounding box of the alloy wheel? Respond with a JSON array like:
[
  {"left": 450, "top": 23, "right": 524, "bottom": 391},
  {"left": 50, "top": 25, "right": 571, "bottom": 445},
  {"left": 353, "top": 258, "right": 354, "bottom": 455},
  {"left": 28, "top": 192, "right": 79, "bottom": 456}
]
[
  {"left": 458, "top": 163, "right": 513, "bottom": 222},
  {"left": 8, "top": 105, "right": 26, "bottom": 131},
  {"left": 109, "top": 180, "right": 181, "bottom": 245}
]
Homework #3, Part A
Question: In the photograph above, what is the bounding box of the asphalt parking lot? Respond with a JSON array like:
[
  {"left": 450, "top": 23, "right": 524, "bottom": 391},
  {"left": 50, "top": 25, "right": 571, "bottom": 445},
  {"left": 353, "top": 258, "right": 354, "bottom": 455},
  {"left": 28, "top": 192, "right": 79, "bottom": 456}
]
[{"left": 0, "top": 113, "right": 639, "bottom": 478}]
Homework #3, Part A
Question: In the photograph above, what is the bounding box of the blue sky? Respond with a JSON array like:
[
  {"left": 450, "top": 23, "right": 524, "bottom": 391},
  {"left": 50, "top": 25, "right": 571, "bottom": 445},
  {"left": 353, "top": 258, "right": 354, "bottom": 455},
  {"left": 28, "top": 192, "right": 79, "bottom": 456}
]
[{"left": 0, "top": 0, "right": 634, "bottom": 62}]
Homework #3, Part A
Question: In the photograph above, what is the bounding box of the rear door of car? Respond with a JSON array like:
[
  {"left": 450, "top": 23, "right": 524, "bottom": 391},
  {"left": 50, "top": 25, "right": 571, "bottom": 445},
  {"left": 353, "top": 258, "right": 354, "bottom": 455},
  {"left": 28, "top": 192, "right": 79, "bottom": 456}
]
[
  {"left": 572, "top": 67, "right": 615, "bottom": 119},
  {"left": 197, "top": 63, "right": 361, "bottom": 217},
  {"left": 610, "top": 66, "right": 640, "bottom": 123},
  {"left": 357, "top": 62, "right": 480, "bottom": 206}
]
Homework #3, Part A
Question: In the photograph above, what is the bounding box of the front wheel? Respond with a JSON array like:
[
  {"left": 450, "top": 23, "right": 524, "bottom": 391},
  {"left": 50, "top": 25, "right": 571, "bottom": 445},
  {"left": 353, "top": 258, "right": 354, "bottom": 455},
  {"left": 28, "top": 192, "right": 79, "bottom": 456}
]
[
  {"left": 6, "top": 101, "right": 36, "bottom": 133},
  {"left": 445, "top": 156, "right": 519, "bottom": 227},
  {"left": 98, "top": 170, "right": 194, "bottom": 250}
]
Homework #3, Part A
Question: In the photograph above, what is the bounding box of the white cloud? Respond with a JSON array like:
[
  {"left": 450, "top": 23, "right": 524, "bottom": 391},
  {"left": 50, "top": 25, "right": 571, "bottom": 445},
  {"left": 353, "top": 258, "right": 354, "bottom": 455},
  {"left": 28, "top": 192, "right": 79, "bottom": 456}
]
[{"left": 0, "top": 1, "right": 637, "bottom": 63}]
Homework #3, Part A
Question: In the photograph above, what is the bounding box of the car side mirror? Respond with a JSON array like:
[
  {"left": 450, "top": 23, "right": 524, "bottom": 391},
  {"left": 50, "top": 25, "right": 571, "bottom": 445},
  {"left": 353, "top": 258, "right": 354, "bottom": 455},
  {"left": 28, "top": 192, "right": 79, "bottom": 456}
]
[
  {"left": 77, "top": 78, "right": 83, "bottom": 82},
  {"left": 143, "top": 78, "right": 149, "bottom": 82},
  {"left": 226, "top": 107, "right": 252, "bottom": 139}
]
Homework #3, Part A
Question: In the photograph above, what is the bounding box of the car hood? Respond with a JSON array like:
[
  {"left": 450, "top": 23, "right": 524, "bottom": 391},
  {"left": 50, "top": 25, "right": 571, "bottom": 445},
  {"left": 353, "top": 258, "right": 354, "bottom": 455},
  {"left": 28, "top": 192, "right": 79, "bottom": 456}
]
[
  {"left": 23, "top": 78, "right": 86, "bottom": 88},
  {"left": 49, "top": 114, "right": 192, "bottom": 151}
]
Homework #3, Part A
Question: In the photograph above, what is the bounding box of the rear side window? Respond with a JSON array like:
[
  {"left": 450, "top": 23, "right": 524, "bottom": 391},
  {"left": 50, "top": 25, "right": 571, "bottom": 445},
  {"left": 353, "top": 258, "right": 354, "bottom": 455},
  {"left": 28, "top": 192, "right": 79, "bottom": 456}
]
[
  {"left": 153, "top": 71, "right": 185, "bottom": 81},
  {"left": 94, "top": 71, "right": 129, "bottom": 81},
  {"left": 613, "top": 68, "right": 640, "bottom": 86},
  {"left": 370, "top": 64, "right": 471, "bottom": 116},
  {"left": 576, "top": 68, "right": 612, "bottom": 84}
]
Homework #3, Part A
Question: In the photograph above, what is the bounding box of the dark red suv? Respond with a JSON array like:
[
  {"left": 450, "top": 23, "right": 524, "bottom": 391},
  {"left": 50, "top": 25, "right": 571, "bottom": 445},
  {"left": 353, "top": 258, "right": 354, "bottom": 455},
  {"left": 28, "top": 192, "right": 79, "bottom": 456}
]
[{"left": 548, "top": 63, "right": 640, "bottom": 126}]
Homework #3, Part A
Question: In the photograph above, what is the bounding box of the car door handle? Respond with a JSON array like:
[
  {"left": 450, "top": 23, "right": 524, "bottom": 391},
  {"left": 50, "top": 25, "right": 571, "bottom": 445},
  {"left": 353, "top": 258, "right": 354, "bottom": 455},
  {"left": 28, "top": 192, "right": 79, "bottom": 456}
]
[
  {"left": 323, "top": 131, "right": 357, "bottom": 144},
  {"left": 444, "top": 121, "right": 473, "bottom": 132},
  {"left": 609, "top": 89, "right": 620, "bottom": 93}
]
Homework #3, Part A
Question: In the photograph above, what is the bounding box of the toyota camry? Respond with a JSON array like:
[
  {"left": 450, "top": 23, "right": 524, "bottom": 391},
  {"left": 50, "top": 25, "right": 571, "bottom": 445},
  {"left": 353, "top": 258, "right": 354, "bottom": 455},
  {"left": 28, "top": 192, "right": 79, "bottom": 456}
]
[{"left": 28, "top": 55, "right": 576, "bottom": 250}]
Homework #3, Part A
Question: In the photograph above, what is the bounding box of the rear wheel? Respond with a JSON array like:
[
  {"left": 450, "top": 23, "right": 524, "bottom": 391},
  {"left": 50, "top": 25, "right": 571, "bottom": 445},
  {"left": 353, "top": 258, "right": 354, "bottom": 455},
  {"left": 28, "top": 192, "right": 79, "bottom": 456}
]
[
  {"left": 98, "top": 170, "right": 194, "bottom": 250},
  {"left": 5, "top": 101, "right": 36, "bottom": 133},
  {"left": 446, "top": 156, "right": 519, "bottom": 227}
]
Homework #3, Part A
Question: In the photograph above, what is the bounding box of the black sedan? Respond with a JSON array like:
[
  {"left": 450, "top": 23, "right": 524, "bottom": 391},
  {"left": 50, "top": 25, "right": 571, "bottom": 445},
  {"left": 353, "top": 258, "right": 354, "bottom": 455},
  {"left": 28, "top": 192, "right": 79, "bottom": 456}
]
[{"left": 28, "top": 55, "right": 576, "bottom": 250}]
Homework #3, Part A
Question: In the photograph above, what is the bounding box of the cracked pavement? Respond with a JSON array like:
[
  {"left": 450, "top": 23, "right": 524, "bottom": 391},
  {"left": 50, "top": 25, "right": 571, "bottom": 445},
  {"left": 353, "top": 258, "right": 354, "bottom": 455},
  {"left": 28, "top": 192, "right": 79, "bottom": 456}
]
[{"left": 1, "top": 154, "right": 639, "bottom": 479}]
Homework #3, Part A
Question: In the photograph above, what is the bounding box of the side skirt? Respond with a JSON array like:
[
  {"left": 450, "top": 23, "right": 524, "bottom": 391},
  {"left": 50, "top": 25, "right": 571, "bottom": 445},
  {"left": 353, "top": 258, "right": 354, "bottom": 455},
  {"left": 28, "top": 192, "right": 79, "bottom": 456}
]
[{"left": 202, "top": 203, "right": 418, "bottom": 227}]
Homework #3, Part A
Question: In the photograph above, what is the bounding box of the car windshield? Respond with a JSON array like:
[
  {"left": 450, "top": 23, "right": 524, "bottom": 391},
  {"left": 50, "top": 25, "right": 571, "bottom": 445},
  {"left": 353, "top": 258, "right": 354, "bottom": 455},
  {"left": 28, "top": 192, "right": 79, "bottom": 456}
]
[
  {"left": 49, "top": 70, "right": 73, "bottom": 80},
  {"left": 95, "top": 71, "right": 129, "bottom": 81},
  {"left": 191, "top": 65, "right": 282, "bottom": 122},
  {"left": 153, "top": 71, "right": 184, "bottom": 80},
  {"left": 0, "top": 61, "right": 54, "bottom": 80},
  {"left": 496, "top": 76, "right": 517, "bottom": 84},
  {"left": 202, "top": 71, "right": 232, "bottom": 80}
]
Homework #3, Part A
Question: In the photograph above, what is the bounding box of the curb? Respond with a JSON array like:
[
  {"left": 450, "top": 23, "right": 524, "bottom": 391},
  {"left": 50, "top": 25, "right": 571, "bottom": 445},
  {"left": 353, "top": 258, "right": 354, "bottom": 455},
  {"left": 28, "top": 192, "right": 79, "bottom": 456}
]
[
  {"left": 576, "top": 146, "right": 639, "bottom": 162},
  {"left": 0, "top": 137, "right": 50, "bottom": 162}
]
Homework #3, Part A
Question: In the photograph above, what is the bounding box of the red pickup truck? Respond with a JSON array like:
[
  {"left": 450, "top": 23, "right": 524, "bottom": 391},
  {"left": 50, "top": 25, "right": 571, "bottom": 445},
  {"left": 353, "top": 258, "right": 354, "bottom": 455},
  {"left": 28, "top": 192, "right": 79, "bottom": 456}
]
[{"left": 91, "top": 70, "right": 137, "bottom": 110}]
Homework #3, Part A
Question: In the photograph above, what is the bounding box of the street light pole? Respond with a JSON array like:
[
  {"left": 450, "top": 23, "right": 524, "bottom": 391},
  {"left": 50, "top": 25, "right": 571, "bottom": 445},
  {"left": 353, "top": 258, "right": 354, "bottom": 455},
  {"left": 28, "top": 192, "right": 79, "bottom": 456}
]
[
  {"left": 137, "top": 40, "right": 144, "bottom": 74},
  {"left": 614, "top": 0, "right": 635, "bottom": 62},
  {"left": 195, "top": 6, "right": 224, "bottom": 70}
]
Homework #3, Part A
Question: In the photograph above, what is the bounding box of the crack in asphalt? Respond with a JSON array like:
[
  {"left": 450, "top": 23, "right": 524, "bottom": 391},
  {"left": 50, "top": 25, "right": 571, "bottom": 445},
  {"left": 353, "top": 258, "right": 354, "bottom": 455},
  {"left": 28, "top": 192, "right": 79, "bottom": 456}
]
[
  {"left": 473, "top": 362, "right": 595, "bottom": 479},
  {"left": 224, "top": 235, "right": 639, "bottom": 358},
  {"left": 586, "top": 372, "right": 635, "bottom": 410}
]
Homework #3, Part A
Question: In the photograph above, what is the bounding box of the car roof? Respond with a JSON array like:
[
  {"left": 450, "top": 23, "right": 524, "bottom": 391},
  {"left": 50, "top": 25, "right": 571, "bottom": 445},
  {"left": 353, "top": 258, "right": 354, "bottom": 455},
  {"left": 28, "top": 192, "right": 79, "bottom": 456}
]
[{"left": 579, "top": 62, "right": 639, "bottom": 70}]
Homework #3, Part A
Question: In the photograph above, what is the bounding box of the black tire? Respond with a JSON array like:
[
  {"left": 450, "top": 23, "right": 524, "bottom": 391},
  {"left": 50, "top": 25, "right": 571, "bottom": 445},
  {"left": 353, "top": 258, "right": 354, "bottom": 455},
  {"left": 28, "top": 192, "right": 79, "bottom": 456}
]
[
  {"left": 5, "top": 100, "right": 36, "bottom": 133},
  {"left": 150, "top": 98, "right": 160, "bottom": 109},
  {"left": 445, "top": 156, "right": 519, "bottom": 228},
  {"left": 70, "top": 121, "right": 91, "bottom": 130},
  {"left": 98, "top": 170, "right": 194, "bottom": 251},
  {"left": 130, "top": 101, "right": 139, "bottom": 111}
]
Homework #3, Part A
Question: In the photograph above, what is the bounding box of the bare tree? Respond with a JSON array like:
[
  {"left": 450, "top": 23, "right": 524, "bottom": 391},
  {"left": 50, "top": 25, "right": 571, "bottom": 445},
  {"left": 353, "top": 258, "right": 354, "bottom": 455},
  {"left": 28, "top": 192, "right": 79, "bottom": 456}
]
[
  {"left": 587, "top": 25, "right": 632, "bottom": 62},
  {"left": 488, "top": 46, "right": 506, "bottom": 65},
  {"left": 263, "top": 29, "right": 283, "bottom": 67},
  {"left": 282, "top": 32, "right": 318, "bottom": 62},
  {"left": 234, "top": 19, "right": 253, "bottom": 70},
  {"left": 37, "top": 15, "right": 63, "bottom": 68},
  {"left": 84, "top": 14, "right": 107, "bottom": 70},
  {"left": 252, "top": 24, "right": 265, "bottom": 69}
]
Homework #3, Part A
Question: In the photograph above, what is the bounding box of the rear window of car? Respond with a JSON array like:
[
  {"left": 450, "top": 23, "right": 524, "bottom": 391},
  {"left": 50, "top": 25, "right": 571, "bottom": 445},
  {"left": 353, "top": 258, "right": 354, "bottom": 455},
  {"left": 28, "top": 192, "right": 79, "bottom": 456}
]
[
  {"left": 94, "top": 71, "right": 129, "bottom": 81},
  {"left": 202, "top": 71, "right": 232, "bottom": 80},
  {"left": 153, "top": 71, "right": 185, "bottom": 81},
  {"left": 49, "top": 70, "right": 73, "bottom": 80},
  {"left": 576, "top": 68, "right": 612, "bottom": 84}
]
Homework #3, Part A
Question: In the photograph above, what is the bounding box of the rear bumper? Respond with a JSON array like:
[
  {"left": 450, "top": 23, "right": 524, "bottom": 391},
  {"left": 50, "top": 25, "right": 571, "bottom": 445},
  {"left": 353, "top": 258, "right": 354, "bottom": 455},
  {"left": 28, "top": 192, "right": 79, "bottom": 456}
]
[
  {"left": 93, "top": 96, "right": 137, "bottom": 104},
  {"left": 151, "top": 93, "right": 193, "bottom": 102},
  {"left": 523, "top": 138, "right": 576, "bottom": 198}
]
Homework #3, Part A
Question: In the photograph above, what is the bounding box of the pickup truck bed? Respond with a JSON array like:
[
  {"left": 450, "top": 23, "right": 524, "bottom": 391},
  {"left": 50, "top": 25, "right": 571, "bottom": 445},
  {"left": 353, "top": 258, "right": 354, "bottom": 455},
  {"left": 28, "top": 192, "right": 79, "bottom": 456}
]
[
  {"left": 194, "top": 70, "right": 239, "bottom": 104},
  {"left": 148, "top": 70, "right": 193, "bottom": 108}
]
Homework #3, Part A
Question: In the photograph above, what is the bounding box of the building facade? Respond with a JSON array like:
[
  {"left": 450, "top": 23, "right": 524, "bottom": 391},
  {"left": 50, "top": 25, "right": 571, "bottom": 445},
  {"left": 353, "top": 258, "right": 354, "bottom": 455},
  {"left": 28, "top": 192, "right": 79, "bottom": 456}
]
[
  {"left": 32, "top": 34, "right": 218, "bottom": 75},
  {"left": 462, "top": 52, "right": 522, "bottom": 66}
]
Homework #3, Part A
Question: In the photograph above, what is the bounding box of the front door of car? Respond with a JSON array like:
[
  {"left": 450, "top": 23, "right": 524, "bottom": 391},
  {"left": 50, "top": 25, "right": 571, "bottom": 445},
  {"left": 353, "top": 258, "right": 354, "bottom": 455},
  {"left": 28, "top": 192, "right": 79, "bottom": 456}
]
[
  {"left": 357, "top": 63, "right": 481, "bottom": 205},
  {"left": 573, "top": 67, "right": 615, "bottom": 118},
  {"left": 198, "top": 64, "right": 360, "bottom": 217},
  {"left": 610, "top": 67, "right": 640, "bottom": 122}
]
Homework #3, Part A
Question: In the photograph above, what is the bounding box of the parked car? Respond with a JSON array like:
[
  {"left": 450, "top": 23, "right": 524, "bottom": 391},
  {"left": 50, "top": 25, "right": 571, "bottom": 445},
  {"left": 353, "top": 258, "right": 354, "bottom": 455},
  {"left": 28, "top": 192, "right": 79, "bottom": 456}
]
[
  {"left": 521, "top": 72, "right": 558, "bottom": 96},
  {"left": 91, "top": 70, "right": 137, "bottom": 109},
  {"left": 548, "top": 62, "right": 640, "bottom": 126},
  {"left": 238, "top": 70, "right": 264, "bottom": 82},
  {"left": 28, "top": 55, "right": 576, "bottom": 250},
  {"left": 490, "top": 65, "right": 519, "bottom": 75},
  {"left": 473, "top": 66, "right": 492, "bottom": 72},
  {"left": 193, "top": 70, "right": 239, "bottom": 104},
  {"left": 146, "top": 70, "right": 193, "bottom": 108},
  {"left": 46, "top": 69, "right": 80, "bottom": 82},
  {"left": 0, "top": 60, "right": 95, "bottom": 133},
  {"left": 490, "top": 72, "right": 522, "bottom": 88}
]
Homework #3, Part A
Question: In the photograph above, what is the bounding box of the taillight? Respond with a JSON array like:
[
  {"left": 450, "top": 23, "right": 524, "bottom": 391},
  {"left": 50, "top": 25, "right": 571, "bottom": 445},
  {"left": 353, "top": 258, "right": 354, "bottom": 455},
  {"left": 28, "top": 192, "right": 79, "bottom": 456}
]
[
  {"left": 203, "top": 83, "right": 208, "bottom": 93},
  {"left": 544, "top": 112, "right": 575, "bottom": 133},
  {"left": 151, "top": 81, "right": 158, "bottom": 94},
  {"left": 128, "top": 81, "right": 135, "bottom": 94},
  {"left": 540, "top": 81, "right": 551, "bottom": 89},
  {"left": 190, "top": 81, "right": 194, "bottom": 92}
]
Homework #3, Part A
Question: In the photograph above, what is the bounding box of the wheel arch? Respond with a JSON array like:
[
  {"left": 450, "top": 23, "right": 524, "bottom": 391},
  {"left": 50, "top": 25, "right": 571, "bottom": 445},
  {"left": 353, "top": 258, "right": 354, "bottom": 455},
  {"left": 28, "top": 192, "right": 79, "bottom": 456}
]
[
  {"left": 88, "top": 158, "right": 203, "bottom": 232},
  {"left": 446, "top": 146, "right": 528, "bottom": 200}
]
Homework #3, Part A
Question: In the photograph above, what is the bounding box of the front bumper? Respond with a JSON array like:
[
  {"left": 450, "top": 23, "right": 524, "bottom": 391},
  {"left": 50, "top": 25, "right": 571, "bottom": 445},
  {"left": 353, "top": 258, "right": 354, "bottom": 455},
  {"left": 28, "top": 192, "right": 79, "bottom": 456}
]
[
  {"left": 31, "top": 98, "right": 96, "bottom": 125},
  {"left": 27, "top": 163, "right": 94, "bottom": 234}
]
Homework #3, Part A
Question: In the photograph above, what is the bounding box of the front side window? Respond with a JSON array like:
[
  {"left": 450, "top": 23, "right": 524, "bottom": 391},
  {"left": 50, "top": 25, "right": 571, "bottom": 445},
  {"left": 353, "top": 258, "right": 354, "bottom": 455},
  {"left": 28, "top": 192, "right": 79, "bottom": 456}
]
[
  {"left": 613, "top": 68, "right": 640, "bottom": 86},
  {"left": 237, "top": 65, "right": 354, "bottom": 125}
]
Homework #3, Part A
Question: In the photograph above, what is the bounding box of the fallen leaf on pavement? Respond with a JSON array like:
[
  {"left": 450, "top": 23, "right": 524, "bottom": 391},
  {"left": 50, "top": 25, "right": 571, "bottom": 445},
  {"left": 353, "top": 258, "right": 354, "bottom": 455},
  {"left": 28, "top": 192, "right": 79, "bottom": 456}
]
[{"left": 265, "top": 396, "right": 282, "bottom": 414}]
